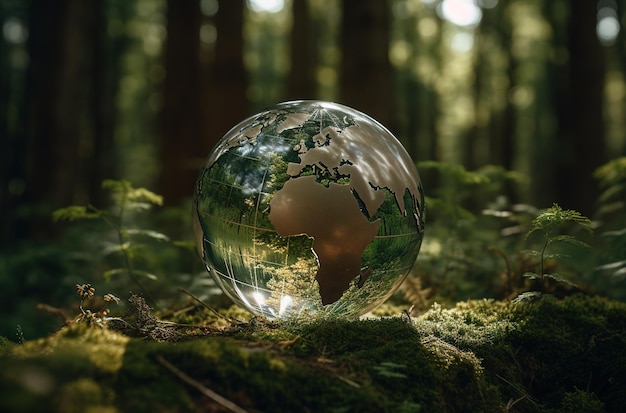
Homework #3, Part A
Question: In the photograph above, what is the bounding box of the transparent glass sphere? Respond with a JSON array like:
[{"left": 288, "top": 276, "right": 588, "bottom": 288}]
[{"left": 193, "top": 101, "right": 425, "bottom": 319}]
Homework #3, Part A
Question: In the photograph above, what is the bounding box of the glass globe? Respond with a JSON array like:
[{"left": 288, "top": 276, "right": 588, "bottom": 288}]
[{"left": 193, "top": 101, "right": 425, "bottom": 319}]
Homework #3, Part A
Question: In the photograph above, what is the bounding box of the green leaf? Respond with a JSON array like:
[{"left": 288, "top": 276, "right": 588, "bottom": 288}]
[
  {"left": 52, "top": 206, "right": 103, "bottom": 222},
  {"left": 102, "top": 242, "right": 131, "bottom": 256},
  {"left": 547, "top": 235, "right": 590, "bottom": 249},
  {"left": 543, "top": 273, "right": 578, "bottom": 287},
  {"left": 102, "top": 179, "right": 164, "bottom": 209},
  {"left": 104, "top": 268, "right": 126, "bottom": 282},
  {"left": 134, "top": 270, "right": 158, "bottom": 280},
  {"left": 542, "top": 253, "right": 570, "bottom": 260},
  {"left": 594, "top": 156, "right": 626, "bottom": 187},
  {"left": 512, "top": 291, "right": 542, "bottom": 303},
  {"left": 529, "top": 204, "right": 592, "bottom": 233},
  {"left": 128, "top": 187, "right": 163, "bottom": 206},
  {"left": 522, "top": 272, "right": 541, "bottom": 280},
  {"left": 126, "top": 202, "right": 154, "bottom": 212},
  {"left": 173, "top": 240, "right": 197, "bottom": 250},
  {"left": 524, "top": 227, "right": 544, "bottom": 241},
  {"left": 602, "top": 228, "right": 626, "bottom": 237},
  {"left": 373, "top": 362, "right": 408, "bottom": 379},
  {"left": 102, "top": 179, "right": 132, "bottom": 193},
  {"left": 595, "top": 259, "right": 626, "bottom": 271},
  {"left": 125, "top": 229, "right": 170, "bottom": 242},
  {"left": 522, "top": 250, "right": 542, "bottom": 258}
]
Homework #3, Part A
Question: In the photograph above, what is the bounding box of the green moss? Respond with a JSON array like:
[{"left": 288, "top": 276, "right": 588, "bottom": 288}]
[
  {"left": 1, "top": 295, "right": 625, "bottom": 412},
  {"left": 0, "top": 335, "right": 15, "bottom": 348},
  {"left": 559, "top": 389, "right": 605, "bottom": 413}
]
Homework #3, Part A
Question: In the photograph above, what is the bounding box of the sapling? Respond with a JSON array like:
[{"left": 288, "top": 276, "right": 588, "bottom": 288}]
[
  {"left": 515, "top": 203, "right": 592, "bottom": 302},
  {"left": 53, "top": 180, "right": 166, "bottom": 304}
]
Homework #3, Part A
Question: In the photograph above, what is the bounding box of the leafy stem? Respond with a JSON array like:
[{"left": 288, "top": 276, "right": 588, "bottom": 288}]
[
  {"left": 515, "top": 203, "right": 592, "bottom": 302},
  {"left": 54, "top": 180, "right": 165, "bottom": 306}
]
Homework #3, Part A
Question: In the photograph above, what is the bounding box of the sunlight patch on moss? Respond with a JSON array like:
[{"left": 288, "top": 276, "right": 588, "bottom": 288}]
[{"left": 414, "top": 299, "right": 518, "bottom": 350}]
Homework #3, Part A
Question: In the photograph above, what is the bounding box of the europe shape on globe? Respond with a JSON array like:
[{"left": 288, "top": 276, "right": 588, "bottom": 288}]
[{"left": 193, "top": 101, "right": 425, "bottom": 319}]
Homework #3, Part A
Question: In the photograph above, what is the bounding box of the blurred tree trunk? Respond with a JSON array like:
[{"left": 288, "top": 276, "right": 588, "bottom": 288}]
[
  {"left": 339, "top": 0, "right": 393, "bottom": 128},
  {"left": 0, "top": 4, "right": 28, "bottom": 245},
  {"left": 89, "top": 3, "right": 119, "bottom": 206},
  {"left": 160, "top": 0, "right": 202, "bottom": 205},
  {"left": 19, "top": 0, "right": 101, "bottom": 240},
  {"left": 161, "top": 0, "right": 247, "bottom": 205},
  {"left": 205, "top": 0, "right": 248, "bottom": 151},
  {"left": 286, "top": 0, "right": 316, "bottom": 100},
  {"left": 555, "top": 0, "right": 606, "bottom": 215}
]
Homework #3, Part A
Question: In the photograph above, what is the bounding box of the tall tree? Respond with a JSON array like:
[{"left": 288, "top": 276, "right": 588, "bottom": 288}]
[
  {"left": 160, "top": 0, "right": 203, "bottom": 205},
  {"left": 16, "top": 0, "right": 102, "bottom": 241},
  {"left": 339, "top": 0, "right": 393, "bottom": 128},
  {"left": 286, "top": 0, "right": 316, "bottom": 100},
  {"left": 555, "top": 0, "right": 607, "bottom": 215},
  {"left": 160, "top": 0, "right": 248, "bottom": 205},
  {"left": 204, "top": 0, "right": 248, "bottom": 148}
]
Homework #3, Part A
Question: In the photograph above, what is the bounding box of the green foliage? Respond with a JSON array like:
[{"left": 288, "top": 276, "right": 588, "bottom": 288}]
[
  {"left": 418, "top": 161, "right": 525, "bottom": 229},
  {"left": 414, "top": 161, "right": 528, "bottom": 301},
  {"left": 559, "top": 389, "right": 605, "bottom": 413},
  {"left": 594, "top": 156, "right": 626, "bottom": 220},
  {"left": 54, "top": 180, "right": 167, "bottom": 303},
  {"left": 593, "top": 158, "right": 626, "bottom": 298},
  {"left": 372, "top": 361, "right": 409, "bottom": 379},
  {"left": 515, "top": 204, "right": 592, "bottom": 301},
  {"left": 52, "top": 206, "right": 103, "bottom": 222}
]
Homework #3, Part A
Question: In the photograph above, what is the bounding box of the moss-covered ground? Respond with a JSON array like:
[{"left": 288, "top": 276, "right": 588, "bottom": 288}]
[{"left": 1, "top": 294, "right": 625, "bottom": 412}]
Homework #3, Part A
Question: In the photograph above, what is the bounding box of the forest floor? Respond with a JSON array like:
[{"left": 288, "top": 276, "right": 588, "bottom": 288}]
[{"left": 1, "top": 294, "right": 625, "bottom": 413}]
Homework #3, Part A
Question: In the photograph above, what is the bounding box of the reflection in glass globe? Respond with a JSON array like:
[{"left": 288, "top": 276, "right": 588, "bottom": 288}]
[{"left": 193, "top": 101, "right": 425, "bottom": 319}]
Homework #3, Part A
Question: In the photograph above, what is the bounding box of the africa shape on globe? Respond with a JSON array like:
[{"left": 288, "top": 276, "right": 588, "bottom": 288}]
[{"left": 193, "top": 101, "right": 425, "bottom": 319}]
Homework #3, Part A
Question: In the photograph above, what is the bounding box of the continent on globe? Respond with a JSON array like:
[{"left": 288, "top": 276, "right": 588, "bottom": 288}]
[
  {"left": 269, "top": 120, "right": 421, "bottom": 305},
  {"left": 269, "top": 176, "right": 381, "bottom": 305}
]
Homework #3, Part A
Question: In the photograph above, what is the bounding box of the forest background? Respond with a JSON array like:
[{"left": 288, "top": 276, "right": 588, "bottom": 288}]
[{"left": 1, "top": 0, "right": 626, "bottom": 339}]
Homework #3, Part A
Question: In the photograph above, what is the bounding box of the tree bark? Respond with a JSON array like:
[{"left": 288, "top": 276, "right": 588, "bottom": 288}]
[
  {"left": 339, "top": 0, "right": 393, "bottom": 128},
  {"left": 19, "top": 0, "right": 99, "bottom": 240},
  {"left": 160, "top": 0, "right": 202, "bottom": 205},
  {"left": 205, "top": 0, "right": 248, "bottom": 146},
  {"left": 286, "top": 0, "right": 316, "bottom": 100},
  {"left": 555, "top": 0, "right": 606, "bottom": 215},
  {"left": 160, "top": 0, "right": 248, "bottom": 205}
]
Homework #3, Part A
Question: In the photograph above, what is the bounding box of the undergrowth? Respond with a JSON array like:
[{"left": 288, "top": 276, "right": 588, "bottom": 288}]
[
  {"left": 2, "top": 158, "right": 626, "bottom": 411},
  {"left": 1, "top": 295, "right": 625, "bottom": 412}
]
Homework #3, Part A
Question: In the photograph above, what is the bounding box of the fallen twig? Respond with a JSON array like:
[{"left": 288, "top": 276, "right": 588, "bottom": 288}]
[
  {"left": 156, "top": 355, "right": 250, "bottom": 413},
  {"left": 36, "top": 303, "right": 72, "bottom": 325},
  {"left": 179, "top": 288, "right": 241, "bottom": 324}
]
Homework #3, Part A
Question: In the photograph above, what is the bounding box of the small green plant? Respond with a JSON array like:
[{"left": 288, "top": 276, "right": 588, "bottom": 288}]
[
  {"left": 515, "top": 204, "right": 592, "bottom": 301},
  {"left": 15, "top": 324, "right": 24, "bottom": 345},
  {"left": 53, "top": 180, "right": 166, "bottom": 304},
  {"left": 372, "top": 361, "right": 409, "bottom": 379}
]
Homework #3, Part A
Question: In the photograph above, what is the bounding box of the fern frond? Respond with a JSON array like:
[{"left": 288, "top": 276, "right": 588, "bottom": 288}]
[
  {"left": 125, "top": 229, "right": 170, "bottom": 242},
  {"left": 543, "top": 273, "right": 578, "bottom": 287},
  {"left": 522, "top": 272, "right": 541, "bottom": 280},
  {"left": 102, "top": 179, "right": 164, "bottom": 208},
  {"left": 127, "top": 187, "right": 164, "bottom": 206},
  {"left": 594, "top": 156, "right": 626, "bottom": 187},
  {"left": 52, "top": 206, "right": 104, "bottom": 222},
  {"left": 547, "top": 235, "right": 590, "bottom": 249},
  {"left": 400, "top": 275, "right": 431, "bottom": 313},
  {"left": 512, "top": 291, "right": 541, "bottom": 303},
  {"left": 530, "top": 204, "right": 592, "bottom": 232}
]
